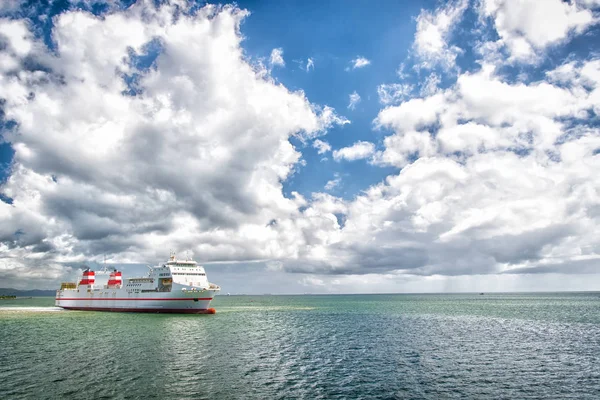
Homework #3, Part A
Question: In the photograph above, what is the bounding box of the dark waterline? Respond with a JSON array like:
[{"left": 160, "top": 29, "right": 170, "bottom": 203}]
[{"left": 1, "top": 293, "right": 599, "bottom": 399}]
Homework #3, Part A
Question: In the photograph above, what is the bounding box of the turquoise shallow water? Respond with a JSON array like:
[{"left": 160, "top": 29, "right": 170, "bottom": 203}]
[{"left": 1, "top": 293, "right": 599, "bottom": 399}]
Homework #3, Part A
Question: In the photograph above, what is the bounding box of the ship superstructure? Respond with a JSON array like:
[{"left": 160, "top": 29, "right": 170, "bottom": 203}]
[{"left": 56, "top": 253, "right": 220, "bottom": 314}]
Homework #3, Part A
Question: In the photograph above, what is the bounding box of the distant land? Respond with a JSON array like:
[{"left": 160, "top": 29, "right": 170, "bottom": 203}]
[{"left": 0, "top": 288, "right": 55, "bottom": 297}]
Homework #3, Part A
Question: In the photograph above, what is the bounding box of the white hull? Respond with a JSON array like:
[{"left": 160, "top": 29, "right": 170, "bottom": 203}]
[
  {"left": 56, "top": 285, "right": 218, "bottom": 314},
  {"left": 56, "top": 254, "right": 220, "bottom": 314}
]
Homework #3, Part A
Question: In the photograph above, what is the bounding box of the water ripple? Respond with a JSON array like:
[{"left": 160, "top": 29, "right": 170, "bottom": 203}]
[{"left": 1, "top": 294, "right": 599, "bottom": 399}]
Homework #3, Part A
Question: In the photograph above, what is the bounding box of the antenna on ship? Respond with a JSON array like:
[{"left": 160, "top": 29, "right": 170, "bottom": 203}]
[{"left": 99, "top": 254, "right": 109, "bottom": 274}]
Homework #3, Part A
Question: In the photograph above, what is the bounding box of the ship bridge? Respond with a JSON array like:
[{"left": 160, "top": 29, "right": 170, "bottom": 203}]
[{"left": 159, "top": 254, "right": 210, "bottom": 289}]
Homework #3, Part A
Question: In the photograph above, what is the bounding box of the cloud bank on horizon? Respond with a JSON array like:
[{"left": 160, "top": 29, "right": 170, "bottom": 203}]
[{"left": 0, "top": 0, "right": 599, "bottom": 292}]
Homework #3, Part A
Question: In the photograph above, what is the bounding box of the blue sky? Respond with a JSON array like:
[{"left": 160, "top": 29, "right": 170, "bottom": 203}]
[
  {"left": 1, "top": 0, "right": 600, "bottom": 293},
  {"left": 230, "top": 0, "right": 427, "bottom": 200},
  {"left": 0, "top": 0, "right": 422, "bottom": 199}
]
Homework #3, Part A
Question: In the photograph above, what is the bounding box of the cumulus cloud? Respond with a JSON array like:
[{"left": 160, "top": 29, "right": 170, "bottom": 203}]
[
  {"left": 332, "top": 141, "right": 376, "bottom": 162},
  {"left": 347, "top": 91, "right": 361, "bottom": 110},
  {"left": 324, "top": 174, "right": 341, "bottom": 191},
  {"left": 269, "top": 47, "right": 285, "bottom": 67},
  {"left": 374, "top": 61, "right": 599, "bottom": 166},
  {"left": 413, "top": 0, "right": 468, "bottom": 70},
  {"left": 328, "top": 2, "right": 600, "bottom": 281},
  {"left": 479, "top": 0, "right": 597, "bottom": 62},
  {"left": 420, "top": 72, "right": 441, "bottom": 96},
  {"left": 351, "top": 56, "right": 371, "bottom": 69},
  {"left": 2, "top": 0, "right": 600, "bottom": 292},
  {"left": 355, "top": 57, "right": 600, "bottom": 279},
  {"left": 377, "top": 83, "right": 413, "bottom": 105},
  {"left": 0, "top": 2, "right": 348, "bottom": 285},
  {"left": 313, "top": 139, "right": 331, "bottom": 154},
  {"left": 0, "top": 0, "right": 21, "bottom": 15}
]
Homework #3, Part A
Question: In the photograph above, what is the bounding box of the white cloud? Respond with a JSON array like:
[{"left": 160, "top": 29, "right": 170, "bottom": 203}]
[
  {"left": 2, "top": 0, "right": 600, "bottom": 292},
  {"left": 420, "top": 72, "right": 441, "bottom": 96},
  {"left": 269, "top": 47, "right": 285, "bottom": 67},
  {"left": 346, "top": 57, "right": 600, "bottom": 279},
  {"left": 299, "top": 275, "right": 326, "bottom": 287},
  {"left": 313, "top": 139, "right": 331, "bottom": 154},
  {"left": 374, "top": 62, "right": 598, "bottom": 167},
  {"left": 332, "top": 141, "right": 376, "bottom": 162},
  {"left": 347, "top": 91, "right": 361, "bottom": 110},
  {"left": 277, "top": 271, "right": 600, "bottom": 294},
  {"left": 351, "top": 56, "right": 371, "bottom": 69},
  {"left": 0, "top": 2, "right": 349, "bottom": 284},
  {"left": 375, "top": 91, "right": 445, "bottom": 134},
  {"left": 579, "top": 0, "right": 600, "bottom": 6},
  {"left": 546, "top": 59, "right": 600, "bottom": 94},
  {"left": 324, "top": 174, "right": 341, "bottom": 191},
  {"left": 306, "top": 57, "right": 314, "bottom": 72},
  {"left": 0, "top": 0, "right": 22, "bottom": 15},
  {"left": 377, "top": 83, "right": 413, "bottom": 105},
  {"left": 287, "top": 128, "right": 600, "bottom": 276},
  {"left": 396, "top": 62, "right": 408, "bottom": 79},
  {"left": 0, "top": 19, "right": 34, "bottom": 57},
  {"left": 315, "top": 106, "right": 350, "bottom": 131},
  {"left": 413, "top": 0, "right": 468, "bottom": 70},
  {"left": 479, "top": 0, "right": 597, "bottom": 62}
]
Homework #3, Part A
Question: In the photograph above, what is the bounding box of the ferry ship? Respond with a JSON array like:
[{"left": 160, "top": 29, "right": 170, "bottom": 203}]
[{"left": 55, "top": 253, "right": 220, "bottom": 314}]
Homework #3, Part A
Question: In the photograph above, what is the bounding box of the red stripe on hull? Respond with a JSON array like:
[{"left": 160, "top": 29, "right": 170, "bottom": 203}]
[
  {"left": 55, "top": 297, "right": 213, "bottom": 301},
  {"left": 61, "top": 306, "right": 216, "bottom": 314}
]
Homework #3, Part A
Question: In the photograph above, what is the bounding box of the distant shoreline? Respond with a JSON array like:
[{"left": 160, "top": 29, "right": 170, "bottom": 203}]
[
  {"left": 0, "top": 296, "right": 33, "bottom": 300},
  {"left": 0, "top": 289, "right": 56, "bottom": 297}
]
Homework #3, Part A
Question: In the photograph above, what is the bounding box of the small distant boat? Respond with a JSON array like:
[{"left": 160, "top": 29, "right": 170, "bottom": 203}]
[{"left": 55, "top": 252, "right": 220, "bottom": 314}]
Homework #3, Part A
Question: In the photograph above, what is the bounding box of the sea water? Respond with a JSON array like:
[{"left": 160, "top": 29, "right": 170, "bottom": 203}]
[{"left": 1, "top": 293, "right": 599, "bottom": 399}]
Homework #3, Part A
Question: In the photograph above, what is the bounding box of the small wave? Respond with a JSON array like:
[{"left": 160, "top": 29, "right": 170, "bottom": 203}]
[
  {"left": 218, "top": 306, "right": 315, "bottom": 313},
  {"left": 0, "top": 306, "right": 64, "bottom": 313}
]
